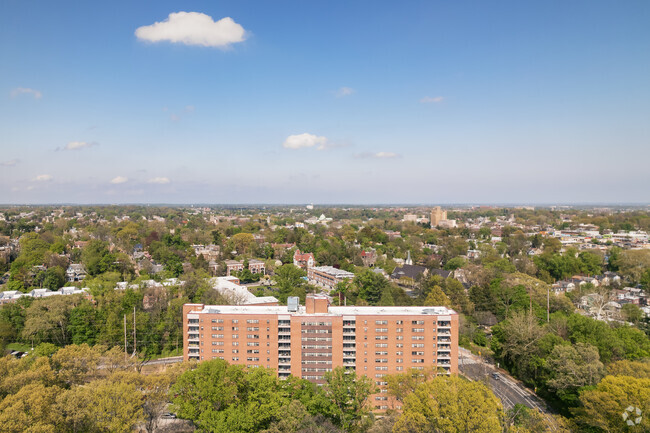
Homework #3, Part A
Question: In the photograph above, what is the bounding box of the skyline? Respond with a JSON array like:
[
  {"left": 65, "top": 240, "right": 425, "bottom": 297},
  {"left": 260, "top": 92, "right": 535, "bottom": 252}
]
[{"left": 1, "top": 1, "right": 649, "bottom": 204}]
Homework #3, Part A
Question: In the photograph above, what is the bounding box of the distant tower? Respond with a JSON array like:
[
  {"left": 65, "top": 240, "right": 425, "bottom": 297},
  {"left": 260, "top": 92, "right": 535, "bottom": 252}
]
[
  {"left": 405, "top": 251, "right": 413, "bottom": 266},
  {"left": 430, "top": 206, "right": 447, "bottom": 227}
]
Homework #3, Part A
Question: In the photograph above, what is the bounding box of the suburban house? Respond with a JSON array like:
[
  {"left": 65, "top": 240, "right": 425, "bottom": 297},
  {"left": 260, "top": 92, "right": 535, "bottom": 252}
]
[
  {"left": 66, "top": 264, "right": 87, "bottom": 282},
  {"left": 293, "top": 249, "right": 315, "bottom": 270}
]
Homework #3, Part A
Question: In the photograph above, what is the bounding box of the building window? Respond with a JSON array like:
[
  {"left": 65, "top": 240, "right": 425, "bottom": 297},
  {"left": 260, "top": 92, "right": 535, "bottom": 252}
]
[{"left": 375, "top": 320, "right": 388, "bottom": 325}]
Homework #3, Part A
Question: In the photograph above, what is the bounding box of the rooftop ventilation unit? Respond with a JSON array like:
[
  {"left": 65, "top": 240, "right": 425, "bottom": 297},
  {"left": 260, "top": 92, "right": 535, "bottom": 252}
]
[{"left": 287, "top": 296, "right": 299, "bottom": 312}]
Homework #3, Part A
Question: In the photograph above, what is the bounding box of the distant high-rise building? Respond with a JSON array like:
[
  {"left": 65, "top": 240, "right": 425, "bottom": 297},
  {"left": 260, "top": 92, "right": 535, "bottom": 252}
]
[{"left": 430, "top": 206, "right": 447, "bottom": 227}]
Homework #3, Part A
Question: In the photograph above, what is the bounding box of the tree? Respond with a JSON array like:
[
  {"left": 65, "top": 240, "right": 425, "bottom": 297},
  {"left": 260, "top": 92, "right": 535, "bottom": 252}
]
[
  {"left": 274, "top": 264, "right": 306, "bottom": 303},
  {"left": 574, "top": 375, "right": 650, "bottom": 432},
  {"left": 393, "top": 375, "right": 503, "bottom": 433},
  {"left": 50, "top": 343, "right": 102, "bottom": 386},
  {"left": 354, "top": 269, "right": 389, "bottom": 305},
  {"left": 607, "top": 359, "right": 650, "bottom": 379},
  {"left": 87, "top": 378, "right": 144, "bottom": 433},
  {"left": 261, "top": 400, "right": 340, "bottom": 433},
  {"left": 621, "top": 303, "right": 643, "bottom": 324},
  {"left": 321, "top": 367, "right": 377, "bottom": 432},
  {"left": 171, "top": 360, "right": 293, "bottom": 433},
  {"left": 231, "top": 233, "right": 255, "bottom": 255},
  {"left": 0, "top": 383, "right": 60, "bottom": 433},
  {"left": 423, "top": 285, "right": 451, "bottom": 307},
  {"left": 22, "top": 295, "right": 84, "bottom": 346},
  {"left": 545, "top": 343, "right": 605, "bottom": 405}
]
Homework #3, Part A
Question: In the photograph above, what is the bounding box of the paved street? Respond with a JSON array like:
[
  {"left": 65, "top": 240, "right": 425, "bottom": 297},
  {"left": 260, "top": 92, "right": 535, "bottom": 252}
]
[{"left": 459, "top": 348, "right": 559, "bottom": 429}]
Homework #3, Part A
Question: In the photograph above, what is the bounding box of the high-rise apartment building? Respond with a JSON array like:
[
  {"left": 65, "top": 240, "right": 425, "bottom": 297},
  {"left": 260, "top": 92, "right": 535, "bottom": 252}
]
[
  {"left": 430, "top": 206, "right": 448, "bottom": 227},
  {"left": 183, "top": 295, "right": 458, "bottom": 409}
]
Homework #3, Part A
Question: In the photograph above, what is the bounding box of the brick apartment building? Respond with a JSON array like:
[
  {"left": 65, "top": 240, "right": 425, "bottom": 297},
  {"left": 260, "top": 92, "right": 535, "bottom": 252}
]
[
  {"left": 183, "top": 295, "right": 458, "bottom": 410},
  {"left": 307, "top": 266, "right": 355, "bottom": 289}
]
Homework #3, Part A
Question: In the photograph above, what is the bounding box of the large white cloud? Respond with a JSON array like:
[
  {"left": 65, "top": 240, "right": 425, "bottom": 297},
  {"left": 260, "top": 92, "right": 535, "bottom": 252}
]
[
  {"left": 283, "top": 133, "right": 329, "bottom": 150},
  {"left": 135, "top": 12, "right": 247, "bottom": 48},
  {"left": 33, "top": 174, "right": 53, "bottom": 181}
]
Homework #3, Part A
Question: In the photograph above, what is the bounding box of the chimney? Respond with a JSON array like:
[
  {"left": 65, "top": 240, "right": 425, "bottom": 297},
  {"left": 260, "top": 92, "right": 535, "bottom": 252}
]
[{"left": 306, "top": 294, "right": 329, "bottom": 314}]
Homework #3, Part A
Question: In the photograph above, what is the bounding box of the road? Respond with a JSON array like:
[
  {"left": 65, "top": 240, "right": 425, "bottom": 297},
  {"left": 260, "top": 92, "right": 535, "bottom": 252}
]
[
  {"left": 142, "top": 355, "right": 183, "bottom": 366},
  {"left": 459, "top": 348, "right": 559, "bottom": 429}
]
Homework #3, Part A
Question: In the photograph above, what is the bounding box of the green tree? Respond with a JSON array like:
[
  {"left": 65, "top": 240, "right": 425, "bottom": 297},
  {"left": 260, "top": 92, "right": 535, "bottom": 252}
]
[
  {"left": 545, "top": 343, "right": 605, "bottom": 405},
  {"left": 393, "top": 375, "right": 503, "bottom": 433},
  {"left": 171, "top": 359, "right": 295, "bottom": 433},
  {"left": 354, "top": 269, "right": 389, "bottom": 305},
  {"left": 274, "top": 264, "right": 307, "bottom": 303},
  {"left": 574, "top": 375, "right": 650, "bottom": 432},
  {"left": 320, "top": 367, "right": 377, "bottom": 433}
]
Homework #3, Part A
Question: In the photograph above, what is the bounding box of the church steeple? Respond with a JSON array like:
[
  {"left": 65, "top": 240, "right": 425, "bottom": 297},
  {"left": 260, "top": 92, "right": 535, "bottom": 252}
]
[{"left": 405, "top": 250, "right": 413, "bottom": 266}]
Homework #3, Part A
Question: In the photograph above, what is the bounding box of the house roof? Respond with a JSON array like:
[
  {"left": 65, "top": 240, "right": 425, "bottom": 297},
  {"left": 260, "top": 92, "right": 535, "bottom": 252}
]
[{"left": 391, "top": 264, "right": 427, "bottom": 280}]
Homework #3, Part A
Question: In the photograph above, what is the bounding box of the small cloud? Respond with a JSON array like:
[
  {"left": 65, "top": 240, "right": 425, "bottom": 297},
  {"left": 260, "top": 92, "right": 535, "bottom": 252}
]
[
  {"left": 33, "top": 174, "right": 53, "bottom": 182},
  {"left": 184, "top": 105, "right": 195, "bottom": 112},
  {"left": 283, "top": 133, "right": 329, "bottom": 150},
  {"left": 135, "top": 12, "right": 247, "bottom": 48},
  {"left": 148, "top": 177, "right": 170, "bottom": 184},
  {"left": 110, "top": 176, "right": 129, "bottom": 184},
  {"left": 11, "top": 87, "right": 42, "bottom": 99},
  {"left": 170, "top": 114, "right": 180, "bottom": 122},
  {"left": 335, "top": 87, "right": 355, "bottom": 98},
  {"left": 61, "top": 141, "right": 97, "bottom": 151},
  {"left": 0, "top": 159, "right": 19, "bottom": 167},
  {"left": 354, "top": 152, "right": 401, "bottom": 159},
  {"left": 420, "top": 96, "right": 444, "bottom": 103}
]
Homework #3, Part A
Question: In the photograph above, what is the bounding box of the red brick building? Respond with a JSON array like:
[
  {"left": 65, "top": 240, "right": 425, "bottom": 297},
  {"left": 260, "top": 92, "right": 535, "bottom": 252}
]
[{"left": 183, "top": 295, "right": 458, "bottom": 410}]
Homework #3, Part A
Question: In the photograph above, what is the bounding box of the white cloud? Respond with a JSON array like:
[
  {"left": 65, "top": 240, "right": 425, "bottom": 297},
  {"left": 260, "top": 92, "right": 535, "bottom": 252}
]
[
  {"left": 420, "top": 96, "right": 444, "bottom": 103},
  {"left": 0, "top": 159, "right": 19, "bottom": 167},
  {"left": 184, "top": 105, "right": 195, "bottom": 112},
  {"left": 170, "top": 114, "right": 180, "bottom": 122},
  {"left": 135, "top": 12, "right": 247, "bottom": 48},
  {"left": 33, "top": 174, "right": 53, "bottom": 182},
  {"left": 355, "top": 152, "right": 401, "bottom": 159},
  {"left": 335, "top": 87, "right": 355, "bottom": 98},
  {"left": 148, "top": 177, "right": 171, "bottom": 184},
  {"left": 63, "top": 141, "right": 97, "bottom": 151},
  {"left": 283, "top": 133, "right": 329, "bottom": 150},
  {"left": 110, "top": 176, "right": 128, "bottom": 184},
  {"left": 11, "top": 87, "right": 42, "bottom": 99}
]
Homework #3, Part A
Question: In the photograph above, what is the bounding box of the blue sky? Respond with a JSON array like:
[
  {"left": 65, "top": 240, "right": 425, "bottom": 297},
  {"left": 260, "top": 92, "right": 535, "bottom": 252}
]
[{"left": 1, "top": 0, "right": 649, "bottom": 204}]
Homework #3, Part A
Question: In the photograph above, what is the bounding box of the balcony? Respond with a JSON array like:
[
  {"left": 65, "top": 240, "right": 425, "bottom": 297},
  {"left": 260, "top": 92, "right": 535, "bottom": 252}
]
[
  {"left": 187, "top": 333, "right": 199, "bottom": 341},
  {"left": 278, "top": 343, "right": 291, "bottom": 349},
  {"left": 278, "top": 327, "right": 291, "bottom": 334},
  {"left": 188, "top": 326, "right": 199, "bottom": 332}
]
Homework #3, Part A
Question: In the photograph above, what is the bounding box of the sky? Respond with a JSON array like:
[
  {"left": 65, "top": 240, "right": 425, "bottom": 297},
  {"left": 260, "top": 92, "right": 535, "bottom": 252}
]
[{"left": 1, "top": 0, "right": 649, "bottom": 205}]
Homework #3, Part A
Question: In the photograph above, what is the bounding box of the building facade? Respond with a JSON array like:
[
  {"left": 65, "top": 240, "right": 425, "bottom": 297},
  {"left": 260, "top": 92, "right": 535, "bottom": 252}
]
[
  {"left": 430, "top": 206, "right": 447, "bottom": 227},
  {"left": 183, "top": 295, "right": 458, "bottom": 410},
  {"left": 307, "top": 266, "right": 355, "bottom": 289}
]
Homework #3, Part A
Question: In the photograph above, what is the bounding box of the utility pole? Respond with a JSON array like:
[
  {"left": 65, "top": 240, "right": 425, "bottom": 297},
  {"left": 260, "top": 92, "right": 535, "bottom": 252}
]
[
  {"left": 133, "top": 305, "right": 137, "bottom": 356},
  {"left": 547, "top": 286, "right": 550, "bottom": 323},
  {"left": 123, "top": 314, "right": 127, "bottom": 362}
]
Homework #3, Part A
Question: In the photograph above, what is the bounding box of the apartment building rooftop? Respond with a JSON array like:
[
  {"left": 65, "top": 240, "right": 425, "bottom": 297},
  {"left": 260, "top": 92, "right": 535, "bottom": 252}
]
[{"left": 192, "top": 303, "right": 455, "bottom": 317}]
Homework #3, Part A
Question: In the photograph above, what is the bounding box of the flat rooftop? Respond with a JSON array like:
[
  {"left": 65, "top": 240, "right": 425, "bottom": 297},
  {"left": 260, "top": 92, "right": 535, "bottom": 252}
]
[{"left": 188, "top": 304, "right": 456, "bottom": 317}]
